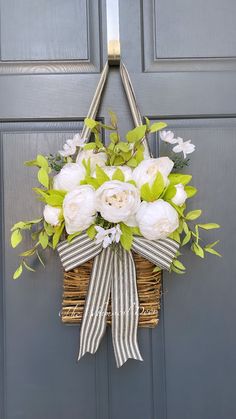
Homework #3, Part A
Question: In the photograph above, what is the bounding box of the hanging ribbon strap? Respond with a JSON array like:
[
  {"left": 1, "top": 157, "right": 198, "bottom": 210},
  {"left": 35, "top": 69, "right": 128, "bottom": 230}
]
[{"left": 60, "top": 61, "right": 179, "bottom": 367}]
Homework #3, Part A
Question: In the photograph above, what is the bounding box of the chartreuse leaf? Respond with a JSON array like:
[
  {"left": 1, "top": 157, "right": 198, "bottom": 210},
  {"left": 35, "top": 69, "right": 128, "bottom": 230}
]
[
  {"left": 84, "top": 176, "right": 100, "bottom": 189},
  {"left": 45, "top": 190, "right": 65, "bottom": 207},
  {"left": 23, "top": 260, "right": 35, "bottom": 272},
  {"left": 38, "top": 168, "right": 49, "bottom": 188},
  {"left": 120, "top": 223, "right": 133, "bottom": 250},
  {"left": 204, "top": 247, "right": 222, "bottom": 257},
  {"left": 112, "top": 168, "right": 125, "bottom": 182},
  {"left": 95, "top": 165, "right": 110, "bottom": 185},
  {"left": 37, "top": 154, "right": 49, "bottom": 171},
  {"left": 86, "top": 225, "right": 97, "bottom": 240},
  {"left": 191, "top": 243, "right": 204, "bottom": 258},
  {"left": 185, "top": 210, "right": 202, "bottom": 220},
  {"left": 11, "top": 229, "right": 22, "bottom": 248},
  {"left": 83, "top": 142, "right": 96, "bottom": 150},
  {"left": 185, "top": 185, "right": 197, "bottom": 198},
  {"left": 67, "top": 231, "right": 82, "bottom": 242},
  {"left": 197, "top": 223, "right": 220, "bottom": 230},
  {"left": 169, "top": 230, "right": 181, "bottom": 243},
  {"left": 109, "top": 110, "right": 118, "bottom": 127},
  {"left": 153, "top": 266, "right": 161, "bottom": 273},
  {"left": 151, "top": 172, "right": 165, "bottom": 199},
  {"left": 115, "top": 142, "right": 130, "bottom": 153},
  {"left": 149, "top": 122, "right": 167, "bottom": 133},
  {"left": 168, "top": 173, "right": 192, "bottom": 186},
  {"left": 163, "top": 185, "right": 176, "bottom": 200},
  {"left": 126, "top": 158, "right": 138, "bottom": 168},
  {"left": 182, "top": 230, "right": 191, "bottom": 246},
  {"left": 205, "top": 240, "right": 220, "bottom": 249},
  {"left": 140, "top": 183, "right": 154, "bottom": 202},
  {"left": 52, "top": 222, "right": 64, "bottom": 249},
  {"left": 110, "top": 132, "right": 119, "bottom": 144},
  {"left": 126, "top": 125, "right": 146, "bottom": 143},
  {"left": 172, "top": 259, "right": 186, "bottom": 271},
  {"left": 39, "top": 231, "right": 49, "bottom": 249},
  {"left": 13, "top": 263, "right": 23, "bottom": 279},
  {"left": 84, "top": 117, "right": 98, "bottom": 130}
]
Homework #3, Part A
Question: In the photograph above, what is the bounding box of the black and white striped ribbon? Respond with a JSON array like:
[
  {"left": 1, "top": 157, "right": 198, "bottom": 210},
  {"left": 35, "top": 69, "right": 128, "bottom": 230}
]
[{"left": 58, "top": 235, "right": 179, "bottom": 367}]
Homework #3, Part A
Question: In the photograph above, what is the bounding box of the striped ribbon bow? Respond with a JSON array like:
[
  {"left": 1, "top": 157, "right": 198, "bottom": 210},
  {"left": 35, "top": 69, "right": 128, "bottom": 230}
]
[{"left": 57, "top": 233, "right": 179, "bottom": 367}]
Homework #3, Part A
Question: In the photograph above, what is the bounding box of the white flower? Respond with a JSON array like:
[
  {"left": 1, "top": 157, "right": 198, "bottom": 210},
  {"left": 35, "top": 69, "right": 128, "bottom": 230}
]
[
  {"left": 76, "top": 149, "right": 107, "bottom": 172},
  {"left": 95, "top": 180, "right": 140, "bottom": 224},
  {"left": 132, "top": 157, "right": 174, "bottom": 188},
  {"left": 136, "top": 199, "right": 179, "bottom": 240},
  {"left": 59, "top": 133, "right": 86, "bottom": 157},
  {"left": 171, "top": 183, "right": 187, "bottom": 206},
  {"left": 94, "top": 224, "right": 122, "bottom": 248},
  {"left": 63, "top": 186, "right": 96, "bottom": 234},
  {"left": 102, "top": 165, "right": 133, "bottom": 181},
  {"left": 43, "top": 205, "right": 61, "bottom": 226},
  {"left": 53, "top": 163, "right": 85, "bottom": 192},
  {"left": 160, "top": 130, "right": 178, "bottom": 144},
  {"left": 172, "top": 137, "right": 195, "bottom": 158}
]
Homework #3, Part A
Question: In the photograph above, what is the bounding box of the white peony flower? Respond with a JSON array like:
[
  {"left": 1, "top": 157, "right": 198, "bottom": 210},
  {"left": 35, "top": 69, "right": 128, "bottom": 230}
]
[
  {"left": 171, "top": 183, "right": 187, "bottom": 206},
  {"left": 94, "top": 224, "right": 122, "bottom": 248},
  {"left": 132, "top": 157, "right": 174, "bottom": 188},
  {"left": 63, "top": 186, "right": 96, "bottom": 234},
  {"left": 95, "top": 180, "right": 140, "bottom": 224},
  {"left": 43, "top": 205, "right": 61, "bottom": 226},
  {"left": 172, "top": 137, "right": 195, "bottom": 158},
  {"left": 136, "top": 199, "right": 179, "bottom": 240},
  {"left": 159, "top": 130, "right": 178, "bottom": 144},
  {"left": 76, "top": 149, "right": 107, "bottom": 172},
  {"left": 59, "top": 133, "right": 86, "bottom": 157},
  {"left": 53, "top": 163, "right": 85, "bottom": 192},
  {"left": 102, "top": 165, "right": 133, "bottom": 181}
]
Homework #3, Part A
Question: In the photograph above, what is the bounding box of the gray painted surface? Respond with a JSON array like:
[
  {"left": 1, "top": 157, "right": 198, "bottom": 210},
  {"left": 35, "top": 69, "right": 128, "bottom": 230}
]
[{"left": 0, "top": 1, "right": 236, "bottom": 418}]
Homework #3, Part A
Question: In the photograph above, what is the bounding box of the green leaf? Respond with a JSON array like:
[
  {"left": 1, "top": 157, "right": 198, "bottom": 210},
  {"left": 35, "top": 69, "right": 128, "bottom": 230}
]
[
  {"left": 140, "top": 183, "right": 153, "bottom": 202},
  {"left": 173, "top": 259, "right": 186, "bottom": 271},
  {"left": 13, "top": 264, "right": 23, "bottom": 279},
  {"left": 150, "top": 122, "right": 167, "bottom": 133},
  {"left": 126, "top": 125, "right": 146, "bottom": 143},
  {"left": 120, "top": 223, "right": 133, "bottom": 250},
  {"left": 168, "top": 173, "right": 192, "bottom": 186},
  {"left": 185, "top": 210, "right": 202, "bottom": 220},
  {"left": 84, "top": 176, "right": 100, "bottom": 189},
  {"left": 84, "top": 117, "right": 98, "bottom": 130},
  {"left": 163, "top": 185, "right": 176, "bottom": 200},
  {"left": 171, "top": 265, "right": 185, "bottom": 274},
  {"left": 204, "top": 247, "right": 222, "bottom": 257},
  {"left": 11, "top": 229, "right": 22, "bottom": 248},
  {"left": 95, "top": 165, "right": 110, "bottom": 185},
  {"left": 126, "top": 157, "right": 138, "bottom": 168},
  {"left": 24, "top": 159, "right": 37, "bottom": 167},
  {"left": 153, "top": 266, "right": 161, "bottom": 273},
  {"left": 131, "top": 226, "right": 142, "bottom": 236},
  {"left": 112, "top": 168, "right": 125, "bottom": 182},
  {"left": 36, "top": 250, "right": 45, "bottom": 267},
  {"left": 109, "top": 110, "right": 118, "bottom": 127},
  {"left": 113, "top": 155, "right": 126, "bottom": 166},
  {"left": 23, "top": 260, "right": 35, "bottom": 272},
  {"left": 127, "top": 180, "right": 137, "bottom": 187},
  {"left": 192, "top": 243, "right": 204, "bottom": 258},
  {"left": 169, "top": 230, "right": 181, "bottom": 243},
  {"left": 37, "top": 154, "right": 49, "bottom": 170},
  {"left": 52, "top": 223, "right": 64, "bottom": 249},
  {"left": 83, "top": 142, "right": 96, "bottom": 150},
  {"left": 11, "top": 221, "right": 27, "bottom": 231},
  {"left": 185, "top": 185, "right": 197, "bottom": 198},
  {"left": 20, "top": 248, "right": 36, "bottom": 257},
  {"left": 135, "top": 146, "right": 144, "bottom": 163},
  {"left": 110, "top": 132, "right": 119, "bottom": 143},
  {"left": 86, "top": 225, "right": 97, "bottom": 240},
  {"left": 205, "top": 240, "right": 220, "bottom": 249},
  {"left": 67, "top": 232, "right": 82, "bottom": 242},
  {"left": 197, "top": 223, "right": 220, "bottom": 230},
  {"left": 115, "top": 142, "right": 131, "bottom": 152},
  {"left": 39, "top": 231, "right": 49, "bottom": 249},
  {"left": 38, "top": 168, "right": 49, "bottom": 188},
  {"left": 151, "top": 172, "right": 165, "bottom": 199},
  {"left": 182, "top": 230, "right": 191, "bottom": 246}
]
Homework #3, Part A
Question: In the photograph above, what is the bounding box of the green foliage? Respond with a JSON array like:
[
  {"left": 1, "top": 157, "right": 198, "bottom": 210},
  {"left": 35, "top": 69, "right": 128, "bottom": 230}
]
[
  {"left": 95, "top": 165, "right": 110, "bottom": 185},
  {"left": 126, "top": 125, "right": 146, "bottom": 143},
  {"left": 112, "top": 168, "right": 125, "bottom": 182},
  {"left": 168, "top": 173, "right": 192, "bottom": 186},
  {"left": 185, "top": 210, "right": 202, "bottom": 220},
  {"left": 11, "top": 229, "right": 23, "bottom": 248},
  {"left": 86, "top": 225, "right": 97, "bottom": 240},
  {"left": 140, "top": 172, "right": 165, "bottom": 202},
  {"left": 120, "top": 223, "right": 133, "bottom": 250},
  {"left": 149, "top": 122, "right": 167, "bottom": 133}
]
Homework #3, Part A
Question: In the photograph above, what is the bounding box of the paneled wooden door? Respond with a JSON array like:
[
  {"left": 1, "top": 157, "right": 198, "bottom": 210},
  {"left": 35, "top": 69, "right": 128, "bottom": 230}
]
[{"left": 0, "top": 1, "right": 236, "bottom": 418}]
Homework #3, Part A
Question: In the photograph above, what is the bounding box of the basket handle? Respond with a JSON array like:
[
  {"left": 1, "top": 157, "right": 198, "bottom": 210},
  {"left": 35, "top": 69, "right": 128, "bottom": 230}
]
[{"left": 80, "top": 61, "right": 151, "bottom": 157}]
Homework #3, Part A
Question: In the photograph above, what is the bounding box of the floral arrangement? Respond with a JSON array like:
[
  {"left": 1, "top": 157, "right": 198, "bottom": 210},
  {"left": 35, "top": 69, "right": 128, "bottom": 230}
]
[{"left": 10, "top": 112, "right": 220, "bottom": 279}]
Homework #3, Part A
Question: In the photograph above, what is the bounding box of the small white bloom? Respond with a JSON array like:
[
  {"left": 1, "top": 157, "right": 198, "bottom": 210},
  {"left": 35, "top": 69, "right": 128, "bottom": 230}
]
[
  {"left": 132, "top": 157, "right": 174, "bottom": 188},
  {"left": 43, "top": 205, "right": 61, "bottom": 226},
  {"left": 94, "top": 224, "right": 122, "bottom": 248},
  {"left": 95, "top": 180, "right": 140, "bottom": 224},
  {"left": 172, "top": 137, "right": 196, "bottom": 159},
  {"left": 63, "top": 185, "right": 96, "bottom": 234},
  {"left": 102, "top": 165, "right": 133, "bottom": 181},
  {"left": 59, "top": 133, "right": 86, "bottom": 157},
  {"left": 76, "top": 149, "right": 107, "bottom": 172},
  {"left": 160, "top": 130, "right": 179, "bottom": 144},
  {"left": 136, "top": 199, "right": 179, "bottom": 240},
  {"left": 53, "top": 163, "right": 85, "bottom": 192},
  {"left": 171, "top": 183, "right": 187, "bottom": 206}
]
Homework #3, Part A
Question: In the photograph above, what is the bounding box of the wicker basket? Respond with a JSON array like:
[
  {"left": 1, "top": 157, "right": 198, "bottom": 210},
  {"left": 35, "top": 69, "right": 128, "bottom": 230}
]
[{"left": 61, "top": 253, "right": 162, "bottom": 328}]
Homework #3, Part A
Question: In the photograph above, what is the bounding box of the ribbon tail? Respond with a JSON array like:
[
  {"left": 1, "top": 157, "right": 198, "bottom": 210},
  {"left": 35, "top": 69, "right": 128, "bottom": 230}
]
[
  {"left": 112, "top": 246, "right": 143, "bottom": 368},
  {"left": 132, "top": 236, "right": 179, "bottom": 271},
  {"left": 78, "top": 247, "right": 114, "bottom": 361}
]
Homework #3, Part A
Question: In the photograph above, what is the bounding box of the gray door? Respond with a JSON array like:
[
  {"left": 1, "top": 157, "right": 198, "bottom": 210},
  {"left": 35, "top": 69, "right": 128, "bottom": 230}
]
[{"left": 0, "top": 1, "right": 235, "bottom": 418}]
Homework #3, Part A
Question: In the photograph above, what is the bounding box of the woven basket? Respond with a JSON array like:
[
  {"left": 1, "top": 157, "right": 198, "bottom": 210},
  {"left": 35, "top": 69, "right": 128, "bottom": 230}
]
[{"left": 61, "top": 253, "right": 162, "bottom": 328}]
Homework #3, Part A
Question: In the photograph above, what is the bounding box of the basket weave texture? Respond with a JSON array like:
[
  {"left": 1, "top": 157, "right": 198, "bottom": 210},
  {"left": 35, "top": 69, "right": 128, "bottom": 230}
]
[{"left": 61, "top": 253, "right": 162, "bottom": 328}]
